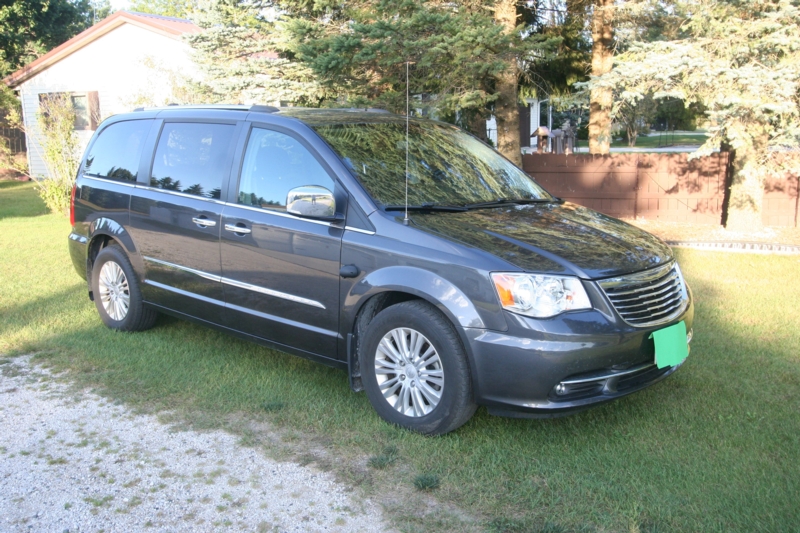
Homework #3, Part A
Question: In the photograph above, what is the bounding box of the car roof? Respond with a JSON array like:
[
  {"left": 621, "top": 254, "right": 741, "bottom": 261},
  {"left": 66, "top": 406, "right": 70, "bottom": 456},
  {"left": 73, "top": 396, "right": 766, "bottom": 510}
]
[{"left": 127, "top": 104, "right": 432, "bottom": 127}]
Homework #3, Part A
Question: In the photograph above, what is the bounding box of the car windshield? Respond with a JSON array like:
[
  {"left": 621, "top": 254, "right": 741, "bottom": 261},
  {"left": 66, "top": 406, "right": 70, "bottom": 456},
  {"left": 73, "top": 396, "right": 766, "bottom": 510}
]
[{"left": 311, "top": 120, "right": 552, "bottom": 207}]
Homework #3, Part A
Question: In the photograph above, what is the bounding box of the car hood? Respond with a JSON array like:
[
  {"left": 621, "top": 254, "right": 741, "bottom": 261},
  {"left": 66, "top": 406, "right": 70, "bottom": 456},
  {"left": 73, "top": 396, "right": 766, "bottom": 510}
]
[{"left": 409, "top": 202, "right": 673, "bottom": 279}]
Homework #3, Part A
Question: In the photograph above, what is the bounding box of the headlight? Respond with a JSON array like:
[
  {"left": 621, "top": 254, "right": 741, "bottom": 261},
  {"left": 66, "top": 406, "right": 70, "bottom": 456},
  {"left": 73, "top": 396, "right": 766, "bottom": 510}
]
[{"left": 491, "top": 273, "right": 592, "bottom": 318}]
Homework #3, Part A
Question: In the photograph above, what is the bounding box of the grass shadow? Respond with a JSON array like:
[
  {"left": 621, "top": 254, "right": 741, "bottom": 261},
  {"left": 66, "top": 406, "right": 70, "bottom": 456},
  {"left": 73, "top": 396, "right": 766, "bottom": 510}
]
[{"left": 0, "top": 180, "right": 48, "bottom": 219}]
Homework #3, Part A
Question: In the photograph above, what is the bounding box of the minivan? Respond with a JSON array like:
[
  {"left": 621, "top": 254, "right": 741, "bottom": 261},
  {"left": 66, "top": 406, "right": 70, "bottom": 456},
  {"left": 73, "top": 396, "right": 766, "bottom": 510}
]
[{"left": 68, "top": 105, "right": 693, "bottom": 435}]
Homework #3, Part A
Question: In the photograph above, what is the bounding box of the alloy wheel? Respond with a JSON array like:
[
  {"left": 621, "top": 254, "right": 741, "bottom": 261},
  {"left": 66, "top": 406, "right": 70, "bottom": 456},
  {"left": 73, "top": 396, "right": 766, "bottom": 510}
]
[
  {"left": 98, "top": 260, "right": 130, "bottom": 321},
  {"left": 374, "top": 327, "right": 444, "bottom": 417}
]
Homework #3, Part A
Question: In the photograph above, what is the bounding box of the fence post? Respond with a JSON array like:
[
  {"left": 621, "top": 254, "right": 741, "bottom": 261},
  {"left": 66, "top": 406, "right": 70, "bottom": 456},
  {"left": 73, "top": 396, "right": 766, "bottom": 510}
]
[{"left": 633, "top": 154, "right": 640, "bottom": 219}]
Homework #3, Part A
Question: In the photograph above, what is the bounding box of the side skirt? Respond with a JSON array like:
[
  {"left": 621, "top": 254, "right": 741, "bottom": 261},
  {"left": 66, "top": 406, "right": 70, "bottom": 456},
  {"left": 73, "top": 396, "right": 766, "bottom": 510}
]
[{"left": 144, "top": 302, "right": 347, "bottom": 371}]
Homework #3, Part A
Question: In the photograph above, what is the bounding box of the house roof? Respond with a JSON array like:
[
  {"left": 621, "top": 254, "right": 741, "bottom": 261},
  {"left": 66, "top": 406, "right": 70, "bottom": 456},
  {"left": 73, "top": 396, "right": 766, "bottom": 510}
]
[{"left": 4, "top": 11, "right": 201, "bottom": 88}]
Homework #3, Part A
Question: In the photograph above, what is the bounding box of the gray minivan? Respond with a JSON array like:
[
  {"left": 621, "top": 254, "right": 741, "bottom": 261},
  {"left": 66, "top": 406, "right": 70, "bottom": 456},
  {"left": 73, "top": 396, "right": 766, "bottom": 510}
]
[{"left": 68, "top": 105, "right": 694, "bottom": 434}]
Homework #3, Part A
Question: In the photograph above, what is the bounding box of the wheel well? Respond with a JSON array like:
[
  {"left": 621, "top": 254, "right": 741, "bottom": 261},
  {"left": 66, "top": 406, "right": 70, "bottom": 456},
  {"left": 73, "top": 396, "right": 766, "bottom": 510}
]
[
  {"left": 85, "top": 235, "right": 117, "bottom": 300},
  {"left": 348, "top": 292, "right": 421, "bottom": 392}
]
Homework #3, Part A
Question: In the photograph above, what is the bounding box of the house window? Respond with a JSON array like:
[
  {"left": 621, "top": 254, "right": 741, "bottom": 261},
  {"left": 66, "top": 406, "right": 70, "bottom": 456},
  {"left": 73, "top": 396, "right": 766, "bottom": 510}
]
[
  {"left": 38, "top": 91, "right": 100, "bottom": 131},
  {"left": 71, "top": 94, "right": 89, "bottom": 130}
]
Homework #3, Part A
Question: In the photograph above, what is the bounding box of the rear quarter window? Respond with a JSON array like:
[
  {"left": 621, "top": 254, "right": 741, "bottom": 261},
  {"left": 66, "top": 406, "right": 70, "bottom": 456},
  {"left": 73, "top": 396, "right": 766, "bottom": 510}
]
[{"left": 84, "top": 120, "right": 152, "bottom": 182}]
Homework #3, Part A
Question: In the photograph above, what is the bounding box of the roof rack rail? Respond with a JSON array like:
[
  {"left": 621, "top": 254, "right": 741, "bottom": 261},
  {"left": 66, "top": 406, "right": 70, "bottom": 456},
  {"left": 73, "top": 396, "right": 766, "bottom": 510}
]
[
  {"left": 249, "top": 105, "right": 279, "bottom": 113},
  {"left": 132, "top": 104, "right": 280, "bottom": 113},
  {"left": 336, "top": 108, "right": 390, "bottom": 114}
]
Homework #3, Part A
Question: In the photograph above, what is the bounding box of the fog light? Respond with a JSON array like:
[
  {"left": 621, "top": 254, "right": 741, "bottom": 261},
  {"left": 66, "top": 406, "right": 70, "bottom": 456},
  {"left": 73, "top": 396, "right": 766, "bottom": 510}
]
[{"left": 555, "top": 383, "right": 567, "bottom": 395}]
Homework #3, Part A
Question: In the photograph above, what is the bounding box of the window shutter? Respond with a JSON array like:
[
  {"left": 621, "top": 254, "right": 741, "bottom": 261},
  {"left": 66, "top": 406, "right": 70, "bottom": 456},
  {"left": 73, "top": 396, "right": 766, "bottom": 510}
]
[{"left": 88, "top": 92, "right": 100, "bottom": 130}]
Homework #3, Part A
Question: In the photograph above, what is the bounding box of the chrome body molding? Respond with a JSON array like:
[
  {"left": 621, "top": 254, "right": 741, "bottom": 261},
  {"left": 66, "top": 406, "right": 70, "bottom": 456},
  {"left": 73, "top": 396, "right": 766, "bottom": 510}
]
[
  {"left": 222, "top": 202, "right": 336, "bottom": 228},
  {"left": 560, "top": 362, "right": 658, "bottom": 385},
  {"left": 220, "top": 276, "right": 325, "bottom": 309},
  {"left": 83, "top": 175, "right": 137, "bottom": 188},
  {"left": 135, "top": 185, "right": 227, "bottom": 204},
  {"left": 144, "top": 256, "right": 221, "bottom": 282},
  {"left": 142, "top": 256, "right": 325, "bottom": 309},
  {"left": 344, "top": 226, "right": 376, "bottom": 235},
  {"left": 143, "top": 279, "right": 335, "bottom": 336}
]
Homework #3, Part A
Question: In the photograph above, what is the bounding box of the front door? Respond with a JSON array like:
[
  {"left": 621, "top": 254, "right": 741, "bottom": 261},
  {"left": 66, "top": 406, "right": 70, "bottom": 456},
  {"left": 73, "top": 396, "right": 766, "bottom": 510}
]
[
  {"left": 130, "top": 120, "right": 240, "bottom": 323},
  {"left": 220, "top": 126, "right": 344, "bottom": 357}
]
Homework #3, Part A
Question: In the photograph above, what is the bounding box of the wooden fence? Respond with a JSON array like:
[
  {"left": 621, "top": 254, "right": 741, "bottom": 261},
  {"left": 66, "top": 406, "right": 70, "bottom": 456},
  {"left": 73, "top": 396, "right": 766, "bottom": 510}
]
[
  {"left": 522, "top": 153, "right": 799, "bottom": 227},
  {"left": 0, "top": 127, "right": 26, "bottom": 155}
]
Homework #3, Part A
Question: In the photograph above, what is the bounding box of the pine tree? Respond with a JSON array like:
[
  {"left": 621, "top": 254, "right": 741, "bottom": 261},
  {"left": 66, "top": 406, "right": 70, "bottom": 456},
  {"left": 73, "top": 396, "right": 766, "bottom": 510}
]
[
  {"left": 186, "top": 0, "right": 335, "bottom": 106},
  {"left": 597, "top": 0, "right": 800, "bottom": 229},
  {"left": 278, "top": 0, "right": 555, "bottom": 164}
]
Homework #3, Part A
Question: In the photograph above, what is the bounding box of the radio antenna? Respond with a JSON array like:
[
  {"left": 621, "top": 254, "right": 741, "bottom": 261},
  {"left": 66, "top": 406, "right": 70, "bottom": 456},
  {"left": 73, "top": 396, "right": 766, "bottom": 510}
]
[{"left": 403, "top": 60, "right": 410, "bottom": 226}]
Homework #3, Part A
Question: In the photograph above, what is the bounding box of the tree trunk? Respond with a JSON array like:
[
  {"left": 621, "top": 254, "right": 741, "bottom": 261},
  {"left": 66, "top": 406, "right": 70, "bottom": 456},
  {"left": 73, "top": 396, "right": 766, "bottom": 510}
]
[
  {"left": 588, "top": 0, "right": 614, "bottom": 155},
  {"left": 494, "top": 0, "right": 522, "bottom": 166},
  {"left": 725, "top": 130, "right": 767, "bottom": 230}
]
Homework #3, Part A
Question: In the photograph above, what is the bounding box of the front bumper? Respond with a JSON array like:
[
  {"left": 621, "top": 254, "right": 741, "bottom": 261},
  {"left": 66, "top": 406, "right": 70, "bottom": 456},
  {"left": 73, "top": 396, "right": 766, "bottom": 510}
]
[{"left": 463, "top": 297, "right": 694, "bottom": 417}]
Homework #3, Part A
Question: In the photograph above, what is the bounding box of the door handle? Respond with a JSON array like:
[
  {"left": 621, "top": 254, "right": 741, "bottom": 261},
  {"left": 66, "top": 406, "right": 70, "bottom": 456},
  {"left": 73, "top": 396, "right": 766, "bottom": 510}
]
[
  {"left": 224, "top": 223, "right": 251, "bottom": 235},
  {"left": 192, "top": 217, "right": 217, "bottom": 227}
]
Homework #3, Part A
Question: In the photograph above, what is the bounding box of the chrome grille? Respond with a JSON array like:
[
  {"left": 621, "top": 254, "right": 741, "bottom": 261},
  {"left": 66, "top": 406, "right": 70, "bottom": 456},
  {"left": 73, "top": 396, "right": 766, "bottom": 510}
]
[{"left": 598, "top": 262, "right": 688, "bottom": 327}]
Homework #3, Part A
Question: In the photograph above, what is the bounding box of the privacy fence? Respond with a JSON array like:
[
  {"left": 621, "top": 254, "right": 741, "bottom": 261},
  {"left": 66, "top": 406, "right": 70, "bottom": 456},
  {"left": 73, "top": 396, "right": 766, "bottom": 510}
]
[{"left": 522, "top": 153, "right": 799, "bottom": 227}]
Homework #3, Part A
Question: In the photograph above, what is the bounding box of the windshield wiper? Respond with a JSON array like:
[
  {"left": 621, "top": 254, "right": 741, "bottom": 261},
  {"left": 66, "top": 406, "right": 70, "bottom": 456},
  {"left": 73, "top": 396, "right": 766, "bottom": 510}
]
[
  {"left": 464, "top": 198, "right": 562, "bottom": 209},
  {"left": 384, "top": 203, "right": 468, "bottom": 212}
]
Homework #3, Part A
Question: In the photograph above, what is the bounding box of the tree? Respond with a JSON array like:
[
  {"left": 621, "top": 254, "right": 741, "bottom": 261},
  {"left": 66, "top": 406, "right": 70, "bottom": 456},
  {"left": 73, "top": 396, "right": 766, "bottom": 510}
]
[
  {"left": 0, "top": 0, "right": 94, "bottom": 78},
  {"left": 127, "top": 0, "right": 192, "bottom": 18},
  {"left": 187, "top": 0, "right": 335, "bottom": 107},
  {"left": 278, "top": 0, "right": 556, "bottom": 165},
  {"left": 614, "top": 90, "right": 656, "bottom": 147},
  {"left": 588, "top": 0, "right": 614, "bottom": 154},
  {"left": 598, "top": 0, "right": 800, "bottom": 229}
]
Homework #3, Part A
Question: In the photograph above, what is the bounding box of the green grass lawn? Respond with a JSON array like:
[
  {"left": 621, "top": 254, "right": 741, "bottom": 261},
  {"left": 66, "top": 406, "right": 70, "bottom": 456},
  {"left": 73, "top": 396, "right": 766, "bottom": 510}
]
[
  {"left": 2, "top": 181, "right": 798, "bottom": 532},
  {"left": 610, "top": 133, "right": 708, "bottom": 149}
]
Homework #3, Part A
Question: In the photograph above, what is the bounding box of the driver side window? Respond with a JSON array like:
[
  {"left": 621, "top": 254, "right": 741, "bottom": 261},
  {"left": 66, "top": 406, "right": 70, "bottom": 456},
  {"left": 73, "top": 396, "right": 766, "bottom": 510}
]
[{"left": 238, "top": 128, "right": 335, "bottom": 211}]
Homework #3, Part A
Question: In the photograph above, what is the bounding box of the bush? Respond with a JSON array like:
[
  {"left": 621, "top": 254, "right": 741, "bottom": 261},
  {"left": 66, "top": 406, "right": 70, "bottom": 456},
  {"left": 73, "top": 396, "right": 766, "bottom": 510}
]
[{"left": 36, "top": 94, "right": 80, "bottom": 216}]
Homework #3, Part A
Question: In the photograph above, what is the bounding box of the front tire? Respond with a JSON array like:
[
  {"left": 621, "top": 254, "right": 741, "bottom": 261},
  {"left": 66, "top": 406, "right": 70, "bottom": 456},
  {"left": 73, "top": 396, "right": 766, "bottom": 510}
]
[
  {"left": 91, "top": 244, "right": 157, "bottom": 332},
  {"left": 361, "top": 301, "right": 476, "bottom": 435}
]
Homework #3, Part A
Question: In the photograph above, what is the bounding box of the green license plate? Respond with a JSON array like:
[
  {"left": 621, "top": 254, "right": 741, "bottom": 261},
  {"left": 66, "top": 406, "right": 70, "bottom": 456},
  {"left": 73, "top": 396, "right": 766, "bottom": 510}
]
[{"left": 651, "top": 321, "right": 689, "bottom": 369}]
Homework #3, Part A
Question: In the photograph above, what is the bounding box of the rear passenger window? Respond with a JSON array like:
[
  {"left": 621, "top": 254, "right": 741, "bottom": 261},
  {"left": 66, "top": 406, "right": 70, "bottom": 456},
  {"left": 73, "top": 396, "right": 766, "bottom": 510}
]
[
  {"left": 150, "top": 123, "right": 235, "bottom": 199},
  {"left": 237, "top": 128, "right": 335, "bottom": 210},
  {"left": 84, "top": 120, "right": 151, "bottom": 181}
]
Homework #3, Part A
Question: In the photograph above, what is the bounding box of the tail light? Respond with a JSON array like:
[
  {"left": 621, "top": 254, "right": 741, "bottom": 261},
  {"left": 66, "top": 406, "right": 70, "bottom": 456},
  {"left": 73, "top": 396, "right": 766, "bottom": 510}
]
[{"left": 69, "top": 183, "right": 77, "bottom": 226}]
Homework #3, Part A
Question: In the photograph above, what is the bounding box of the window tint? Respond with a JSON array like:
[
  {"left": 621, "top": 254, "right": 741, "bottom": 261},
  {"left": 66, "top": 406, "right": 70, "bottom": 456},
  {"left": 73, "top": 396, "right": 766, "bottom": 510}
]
[
  {"left": 150, "top": 123, "right": 235, "bottom": 199},
  {"left": 238, "top": 128, "right": 335, "bottom": 210},
  {"left": 84, "top": 120, "right": 152, "bottom": 182}
]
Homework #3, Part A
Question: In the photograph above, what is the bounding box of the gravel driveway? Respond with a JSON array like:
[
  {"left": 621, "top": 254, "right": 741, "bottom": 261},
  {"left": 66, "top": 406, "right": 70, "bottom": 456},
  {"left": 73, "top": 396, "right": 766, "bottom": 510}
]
[{"left": 0, "top": 355, "right": 392, "bottom": 533}]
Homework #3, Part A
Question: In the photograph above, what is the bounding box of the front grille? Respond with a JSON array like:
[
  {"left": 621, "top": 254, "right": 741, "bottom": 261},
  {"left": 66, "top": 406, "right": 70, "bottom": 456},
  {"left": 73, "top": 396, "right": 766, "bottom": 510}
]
[{"left": 598, "top": 262, "right": 688, "bottom": 327}]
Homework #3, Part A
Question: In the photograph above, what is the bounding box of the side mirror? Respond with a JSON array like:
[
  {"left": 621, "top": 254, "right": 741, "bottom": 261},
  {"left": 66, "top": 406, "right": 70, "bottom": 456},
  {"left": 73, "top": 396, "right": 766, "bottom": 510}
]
[{"left": 286, "top": 185, "right": 338, "bottom": 220}]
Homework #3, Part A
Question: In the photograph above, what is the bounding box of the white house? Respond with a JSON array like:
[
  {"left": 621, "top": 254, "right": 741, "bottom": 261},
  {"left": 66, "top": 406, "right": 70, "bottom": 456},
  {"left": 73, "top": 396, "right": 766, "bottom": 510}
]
[{"left": 3, "top": 11, "right": 201, "bottom": 179}]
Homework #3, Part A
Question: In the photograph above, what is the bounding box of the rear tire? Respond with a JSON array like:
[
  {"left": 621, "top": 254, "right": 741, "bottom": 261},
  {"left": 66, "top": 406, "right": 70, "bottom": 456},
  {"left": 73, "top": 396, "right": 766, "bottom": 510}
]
[
  {"left": 91, "top": 244, "right": 157, "bottom": 332},
  {"left": 361, "top": 300, "right": 477, "bottom": 435}
]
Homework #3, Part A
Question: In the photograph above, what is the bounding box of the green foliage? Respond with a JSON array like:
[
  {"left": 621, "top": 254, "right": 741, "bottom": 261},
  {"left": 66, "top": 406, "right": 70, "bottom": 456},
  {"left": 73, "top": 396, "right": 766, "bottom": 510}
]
[
  {"left": 597, "top": 0, "right": 800, "bottom": 226},
  {"left": 36, "top": 95, "right": 80, "bottom": 216},
  {"left": 654, "top": 98, "right": 704, "bottom": 132},
  {"left": 128, "top": 0, "right": 192, "bottom": 18},
  {"left": 0, "top": 85, "right": 28, "bottom": 176},
  {"left": 367, "top": 445, "right": 398, "bottom": 469},
  {"left": 279, "top": 1, "right": 553, "bottom": 119},
  {"left": 0, "top": 0, "right": 95, "bottom": 77},
  {"left": 187, "top": 0, "right": 335, "bottom": 106},
  {"left": 413, "top": 473, "right": 440, "bottom": 491}
]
